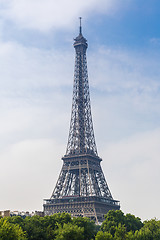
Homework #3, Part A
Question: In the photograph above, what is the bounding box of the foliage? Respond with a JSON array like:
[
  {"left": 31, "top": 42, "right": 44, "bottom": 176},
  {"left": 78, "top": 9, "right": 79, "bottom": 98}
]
[
  {"left": 95, "top": 231, "right": 113, "bottom": 240},
  {"left": 134, "top": 219, "right": 160, "bottom": 240},
  {"left": 0, "top": 211, "right": 160, "bottom": 240},
  {"left": 0, "top": 218, "right": 26, "bottom": 240},
  {"left": 101, "top": 210, "right": 143, "bottom": 236},
  {"left": 22, "top": 215, "right": 46, "bottom": 240},
  {"left": 55, "top": 223, "right": 84, "bottom": 240},
  {"left": 98, "top": 211, "right": 160, "bottom": 240},
  {"left": 72, "top": 216, "right": 97, "bottom": 240},
  {"left": 125, "top": 213, "right": 143, "bottom": 232},
  {"left": 7, "top": 216, "right": 25, "bottom": 228},
  {"left": 22, "top": 213, "right": 72, "bottom": 240}
]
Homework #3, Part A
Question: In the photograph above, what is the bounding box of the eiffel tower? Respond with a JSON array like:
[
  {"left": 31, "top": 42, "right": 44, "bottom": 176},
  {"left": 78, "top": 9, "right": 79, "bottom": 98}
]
[{"left": 43, "top": 19, "right": 120, "bottom": 223}]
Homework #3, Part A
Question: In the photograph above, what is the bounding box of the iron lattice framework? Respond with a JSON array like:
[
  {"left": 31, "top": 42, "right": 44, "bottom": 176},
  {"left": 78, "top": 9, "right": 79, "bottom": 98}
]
[
  {"left": 43, "top": 20, "right": 120, "bottom": 223},
  {"left": 66, "top": 29, "right": 97, "bottom": 157}
]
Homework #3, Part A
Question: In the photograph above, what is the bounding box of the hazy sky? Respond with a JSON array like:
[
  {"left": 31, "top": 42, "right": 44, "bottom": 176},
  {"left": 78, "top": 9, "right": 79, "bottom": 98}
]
[{"left": 0, "top": 0, "right": 160, "bottom": 221}]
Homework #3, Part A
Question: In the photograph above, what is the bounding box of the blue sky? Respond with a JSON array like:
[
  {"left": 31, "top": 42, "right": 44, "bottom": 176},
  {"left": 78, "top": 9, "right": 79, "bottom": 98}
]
[{"left": 0, "top": 0, "right": 160, "bottom": 220}]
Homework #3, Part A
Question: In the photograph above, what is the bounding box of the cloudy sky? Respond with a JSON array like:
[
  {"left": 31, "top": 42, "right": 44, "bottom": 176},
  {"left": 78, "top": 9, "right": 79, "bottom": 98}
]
[{"left": 0, "top": 0, "right": 160, "bottom": 221}]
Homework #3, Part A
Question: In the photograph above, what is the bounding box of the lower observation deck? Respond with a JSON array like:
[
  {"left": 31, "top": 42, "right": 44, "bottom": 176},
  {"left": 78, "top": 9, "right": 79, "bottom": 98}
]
[{"left": 43, "top": 196, "right": 120, "bottom": 223}]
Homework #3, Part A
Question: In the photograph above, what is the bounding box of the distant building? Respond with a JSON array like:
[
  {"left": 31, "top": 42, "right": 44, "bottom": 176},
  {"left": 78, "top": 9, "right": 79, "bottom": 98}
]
[
  {"left": 0, "top": 210, "right": 44, "bottom": 218},
  {"left": 35, "top": 211, "right": 44, "bottom": 217},
  {"left": 0, "top": 210, "right": 10, "bottom": 217}
]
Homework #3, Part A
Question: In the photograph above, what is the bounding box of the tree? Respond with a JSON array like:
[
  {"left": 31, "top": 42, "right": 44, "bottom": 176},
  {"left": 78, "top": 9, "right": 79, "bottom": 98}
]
[
  {"left": 113, "top": 224, "right": 127, "bottom": 240},
  {"left": 42, "top": 213, "right": 72, "bottom": 240},
  {"left": 134, "top": 219, "right": 160, "bottom": 240},
  {"left": 54, "top": 223, "right": 84, "bottom": 240},
  {"left": 0, "top": 218, "right": 26, "bottom": 240},
  {"left": 22, "top": 215, "right": 46, "bottom": 240},
  {"left": 125, "top": 213, "right": 143, "bottom": 232},
  {"left": 7, "top": 216, "right": 25, "bottom": 229},
  {"left": 72, "top": 216, "right": 97, "bottom": 240},
  {"left": 95, "top": 231, "right": 113, "bottom": 240},
  {"left": 101, "top": 210, "right": 143, "bottom": 236},
  {"left": 1, "top": 211, "right": 159, "bottom": 240},
  {"left": 101, "top": 210, "right": 125, "bottom": 236}
]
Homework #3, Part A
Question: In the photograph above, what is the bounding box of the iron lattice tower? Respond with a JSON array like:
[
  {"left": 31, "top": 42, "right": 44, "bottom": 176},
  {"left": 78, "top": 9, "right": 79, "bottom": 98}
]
[{"left": 43, "top": 19, "right": 120, "bottom": 223}]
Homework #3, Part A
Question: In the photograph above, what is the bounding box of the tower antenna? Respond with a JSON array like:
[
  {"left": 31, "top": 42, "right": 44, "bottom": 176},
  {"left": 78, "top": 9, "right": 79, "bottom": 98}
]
[{"left": 79, "top": 17, "right": 82, "bottom": 34}]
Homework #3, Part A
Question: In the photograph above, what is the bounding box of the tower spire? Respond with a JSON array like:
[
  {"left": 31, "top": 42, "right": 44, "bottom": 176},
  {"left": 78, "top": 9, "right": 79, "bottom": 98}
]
[{"left": 79, "top": 17, "right": 82, "bottom": 35}]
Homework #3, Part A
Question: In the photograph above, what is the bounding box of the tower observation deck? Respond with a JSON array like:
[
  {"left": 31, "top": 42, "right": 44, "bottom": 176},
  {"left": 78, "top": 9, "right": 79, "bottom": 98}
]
[{"left": 43, "top": 19, "right": 120, "bottom": 223}]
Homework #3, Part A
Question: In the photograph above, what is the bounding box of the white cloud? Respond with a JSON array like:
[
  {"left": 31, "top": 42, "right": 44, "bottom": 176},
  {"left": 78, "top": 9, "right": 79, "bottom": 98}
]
[
  {"left": 101, "top": 128, "right": 160, "bottom": 220},
  {"left": 0, "top": 39, "right": 73, "bottom": 153},
  {"left": 0, "top": 0, "right": 120, "bottom": 32},
  {"left": 89, "top": 47, "right": 160, "bottom": 95},
  {"left": 0, "top": 40, "right": 73, "bottom": 93},
  {"left": 0, "top": 139, "right": 64, "bottom": 211},
  {"left": 88, "top": 46, "right": 160, "bottom": 147}
]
